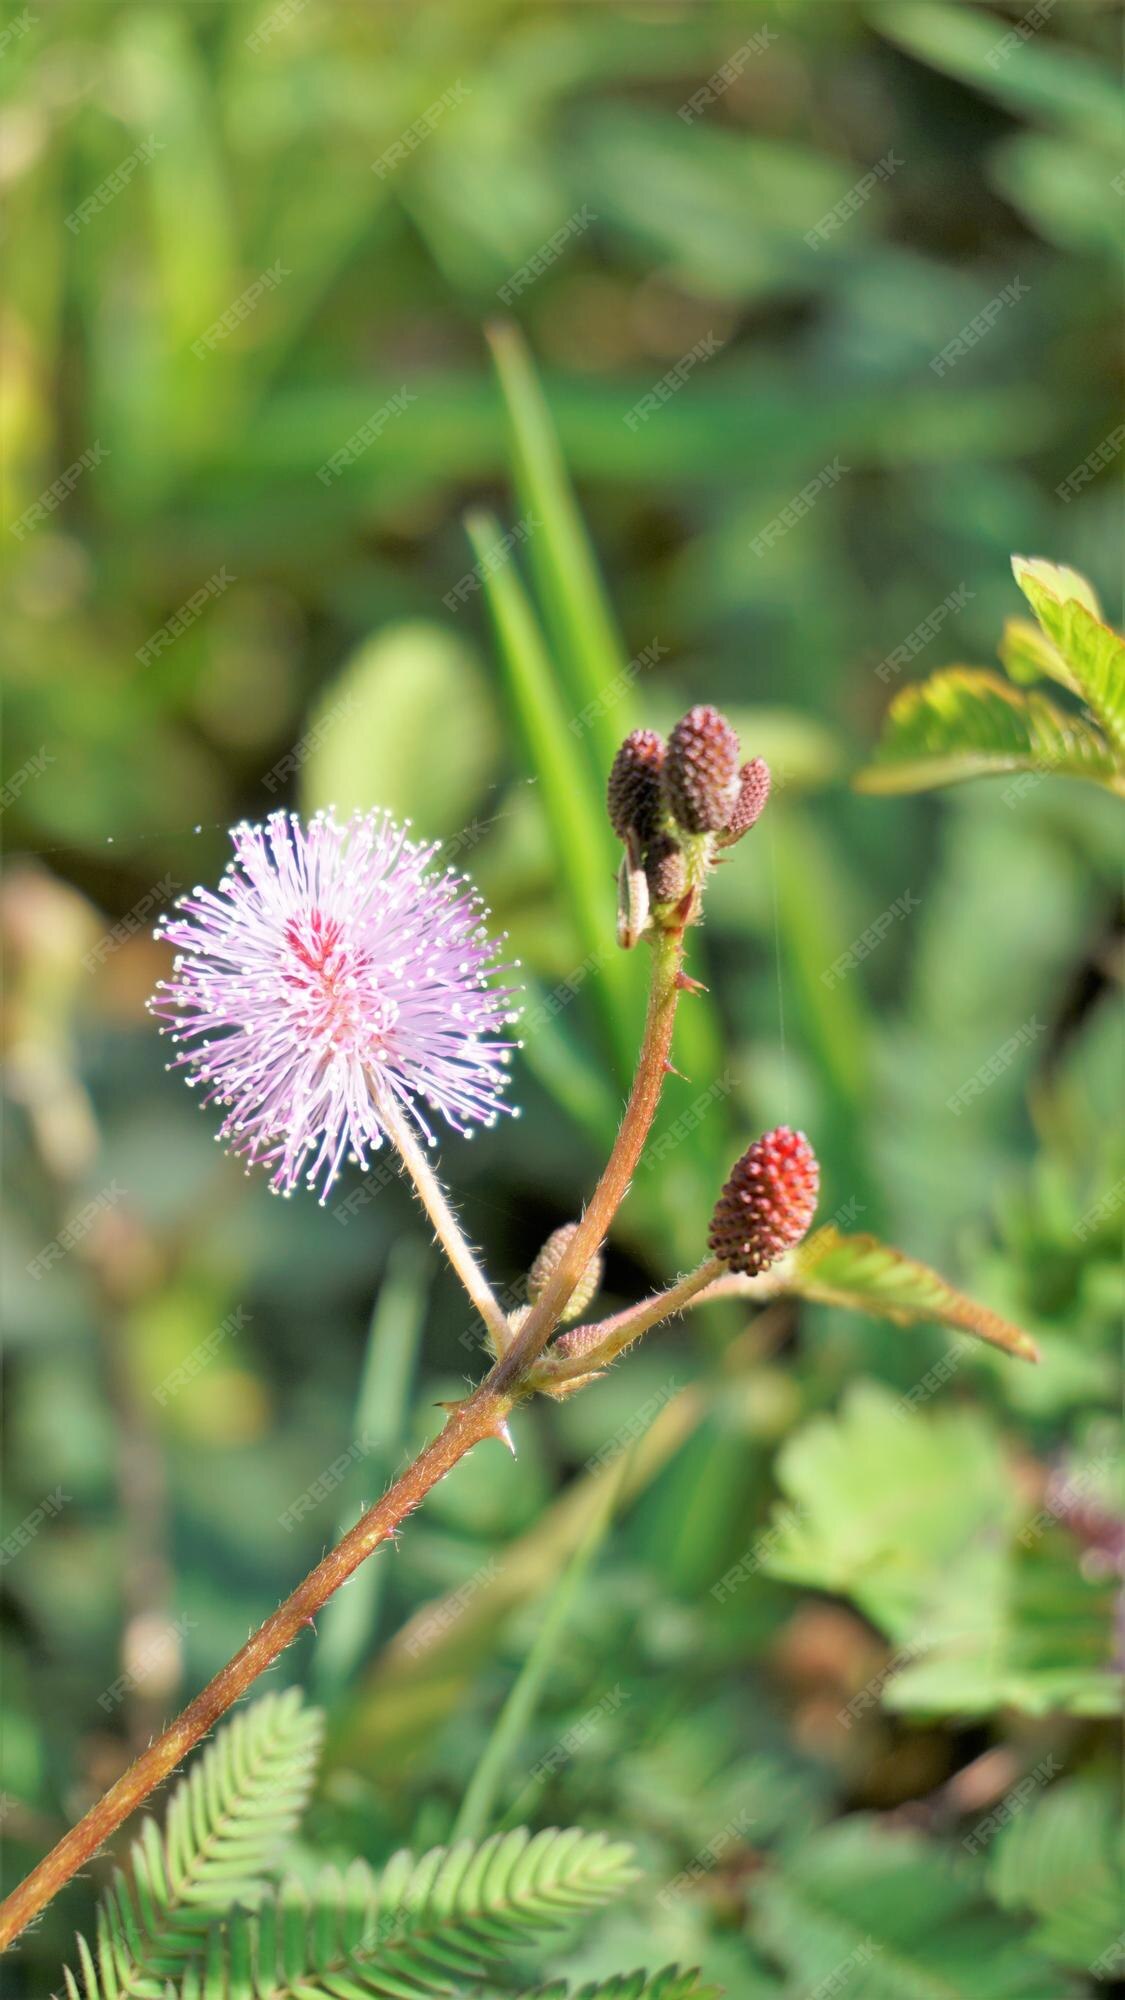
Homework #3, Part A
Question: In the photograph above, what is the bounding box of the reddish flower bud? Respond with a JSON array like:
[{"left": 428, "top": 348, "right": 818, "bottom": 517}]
[
  {"left": 528, "top": 1222, "right": 603, "bottom": 1323},
  {"left": 645, "top": 832, "right": 687, "bottom": 906},
  {"left": 709, "top": 1127, "right": 819, "bottom": 1276},
  {"left": 718, "top": 757, "right": 771, "bottom": 846},
  {"left": 607, "top": 730, "right": 665, "bottom": 845},
  {"left": 663, "top": 705, "right": 740, "bottom": 834}
]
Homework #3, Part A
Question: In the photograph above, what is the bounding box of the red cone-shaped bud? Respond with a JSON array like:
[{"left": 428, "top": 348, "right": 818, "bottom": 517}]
[
  {"left": 709, "top": 1126, "right": 819, "bottom": 1276},
  {"left": 607, "top": 730, "right": 665, "bottom": 845},
  {"left": 663, "top": 705, "right": 739, "bottom": 834},
  {"left": 718, "top": 757, "right": 771, "bottom": 846}
]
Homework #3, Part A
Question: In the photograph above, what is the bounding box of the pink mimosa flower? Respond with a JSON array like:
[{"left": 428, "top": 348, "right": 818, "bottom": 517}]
[{"left": 150, "top": 810, "right": 520, "bottom": 1201}]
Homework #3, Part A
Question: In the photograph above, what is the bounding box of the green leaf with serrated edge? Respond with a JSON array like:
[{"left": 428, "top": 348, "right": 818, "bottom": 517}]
[
  {"left": 509, "top": 1971, "right": 723, "bottom": 2000},
  {"left": 988, "top": 1771, "right": 1124, "bottom": 1969},
  {"left": 787, "top": 1225, "right": 1040, "bottom": 1361},
  {"left": 1011, "top": 555, "right": 1125, "bottom": 759},
  {"left": 753, "top": 1818, "right": 1078, "bottom": 2000},
  {"left": 59, "top": 1690, "right": 324, "bottom": 2000},
  {"left": 761, "top": 1382, "right": 1014, "bottom": 1638},
  {"left": 998, "top": 616, "right": 1072, "bottom": 690},
  {"left": 884, "top": 1534, "right": 1121, "bottom": 1718},
  {"left": 856, "top": 667, "right": 1121, "bottom": 797}
]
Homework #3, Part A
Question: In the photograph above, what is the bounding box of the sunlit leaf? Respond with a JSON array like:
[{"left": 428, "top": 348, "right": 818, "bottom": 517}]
[
  {"left": 789, "top": 1225, "right": 1040, "bottom": 1361},
  {"left": 1011, "top": 554, "right": 1125, "bottom": 758},
  {"left": 855, "top": 667, "right": 1121, "bottom": 797}
]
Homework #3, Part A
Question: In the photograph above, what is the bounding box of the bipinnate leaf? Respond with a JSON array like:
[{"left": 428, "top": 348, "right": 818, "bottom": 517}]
[
  {"left": 60, "top": 1689, "right": 324, "bottom": 1999},
  {"left": 163, "top": 1828, "right": 639, "bottom": 2000},
  {"left": 789, "top": 1224, "right": 1040, "bottom": 1361}
]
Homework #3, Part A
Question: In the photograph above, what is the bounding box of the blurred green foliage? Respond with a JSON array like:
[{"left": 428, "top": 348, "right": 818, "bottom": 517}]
[{"left": 1, "top": 1, "right": 1122, "bottom": 1994}]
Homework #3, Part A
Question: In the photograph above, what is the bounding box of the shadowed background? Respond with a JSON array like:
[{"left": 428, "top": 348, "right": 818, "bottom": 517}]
[{"left": 2, "top": 2, "right": 1122, "bottom": 1993}]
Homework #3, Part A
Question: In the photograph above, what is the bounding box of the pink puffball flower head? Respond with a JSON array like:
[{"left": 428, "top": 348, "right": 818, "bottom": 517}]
[{"left": 149, "top": 809, "right": 521, "bottom": 1202}]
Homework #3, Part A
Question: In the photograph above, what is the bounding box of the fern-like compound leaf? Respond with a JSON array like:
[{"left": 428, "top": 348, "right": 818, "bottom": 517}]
[
  {"left": 60, "top": 1689, "right": 324, "bottom": 2000},
  {"left": 856, "top": 666, "right": 1121, "bottom": 797},
  {"left": 169, "top": 1827, "right": 637, "bottom": 1999}
]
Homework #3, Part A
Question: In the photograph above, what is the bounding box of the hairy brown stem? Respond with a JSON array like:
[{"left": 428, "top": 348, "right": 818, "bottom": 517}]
[
  {"left": 0, "top": 1387, "right": 511, "bottom": 1951},
  {"left": 533, "top": 1256, "right": 727, "bottom": 1384},
  {"left": 0, "top": 931, "right": 690, "bottom": 1952},
  {"left": 492, "top": 924, "right": 686, "bottom": 1392}
]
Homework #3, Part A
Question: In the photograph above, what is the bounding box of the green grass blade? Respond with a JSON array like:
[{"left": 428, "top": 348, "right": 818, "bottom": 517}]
[
  {"left": 314, "top": 1242, "right": 428, "bottom": 1696},
  {"left": 486, "top": 321, "right": 632, "bottom": 782},
  {"left": 465, "top": 508, "right": 640, "bottom": 1083},
  {"left": 451, "top": 1463, "right": 625, "bottom": 1845}
]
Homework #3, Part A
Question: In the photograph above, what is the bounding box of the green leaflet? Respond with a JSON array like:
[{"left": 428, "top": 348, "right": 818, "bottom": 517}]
[
  {"left": 166, "top": 1830, "right": 638, "bottom": 2000},
  {"left": 856, "top": 666, "right": 1120, "bottom": 797},
  {"left": 753, "top": 1818, "right": 1078, "bottom": 2000},
  {"left": 858, "top": 553, "right": 1125, "bottom": 799},
  {"left": 1011, "top": 554, "right": 1125, "bottom": 759},
  {"left": 789, "top": 1224, "right": 1040, "bottom": 1361},
  {"left": 988, "top": 1769, "right": 1123, "bottom": 1971},
  {"left": 59, "top": 1693, "right": 645, "bottom": 2000}
]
